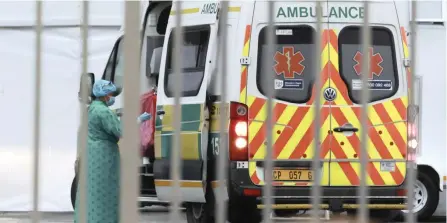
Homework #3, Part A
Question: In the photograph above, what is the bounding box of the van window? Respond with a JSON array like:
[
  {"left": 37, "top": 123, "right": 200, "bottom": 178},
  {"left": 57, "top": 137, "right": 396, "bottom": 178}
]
[
  {"left": 102, "top": 37, "right": 122, "bottom": 83},
  {"left": 257, "top": 25, "right": 316, "bottom": 104},
  {"left": 338, "top": 26, "right": 399, "bottom": 103},
  {"left": 112, "top": 39, "right": 124, "bottom": 88},
  {"left": 164, "top": 26, "right": 210, "bottom": 97},
  {"left": 146, "top": 36, "right": 165, "bottom": 77}
]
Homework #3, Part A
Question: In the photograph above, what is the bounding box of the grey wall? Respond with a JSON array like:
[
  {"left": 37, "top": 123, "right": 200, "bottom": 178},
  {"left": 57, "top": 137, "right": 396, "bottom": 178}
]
[{"left": 412, "top": 24, "right": 446, "bottom": 185}]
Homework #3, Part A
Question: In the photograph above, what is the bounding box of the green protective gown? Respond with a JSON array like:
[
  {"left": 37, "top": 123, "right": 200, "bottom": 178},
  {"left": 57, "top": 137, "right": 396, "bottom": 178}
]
[{"left": 74, "top": 100, "right": 121, "bottom": 223}]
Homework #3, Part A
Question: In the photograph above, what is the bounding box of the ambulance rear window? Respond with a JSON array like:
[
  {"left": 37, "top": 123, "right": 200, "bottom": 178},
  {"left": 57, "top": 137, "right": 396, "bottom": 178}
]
[
  {"left": 339, "top": 26, "right": 399, "bottom": 103},
  {"left": 257, "top": 25, "right": 316, "bottom": 104},
  {"left": 164, "top": 26, "right": 210, "bottom": 97}
]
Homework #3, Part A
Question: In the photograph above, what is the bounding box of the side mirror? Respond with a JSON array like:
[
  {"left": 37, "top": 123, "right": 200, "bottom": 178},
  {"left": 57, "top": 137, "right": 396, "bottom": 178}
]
[{"left": 78, "top": 72, "right": 95, "bottom": 104}]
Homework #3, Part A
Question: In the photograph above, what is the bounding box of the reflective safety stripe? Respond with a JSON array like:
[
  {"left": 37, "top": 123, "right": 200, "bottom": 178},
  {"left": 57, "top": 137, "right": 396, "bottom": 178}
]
[
  {"left": 401, "top": 27, "right": 411, "bottom": 91},
  {"left": 247, "top": 29, "right": 408, "bottom": 187},
  {"left": 327, "top": 29, "right": 407, "bottom": 186},
  {"left": 155, "top": 180, "right": 203, "bottom": 187},
  {"left": 247, "top": 30, "right": 333, "bottom": 187},
  {"left": 239, "top": 25, "right": 252, "bottom": 103}
]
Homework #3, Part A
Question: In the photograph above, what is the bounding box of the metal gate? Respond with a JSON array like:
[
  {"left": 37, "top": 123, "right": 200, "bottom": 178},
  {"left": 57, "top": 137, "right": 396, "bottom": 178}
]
[{"left": 29, "top": 0, "right": 419, "bottom": 222}]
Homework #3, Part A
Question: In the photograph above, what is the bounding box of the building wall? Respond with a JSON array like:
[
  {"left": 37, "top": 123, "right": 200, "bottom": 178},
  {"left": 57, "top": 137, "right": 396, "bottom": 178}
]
[
  {"left": 411, "top": 0, "right": 447, "bottom": 217},
  {"left": 0, "top": 1, "right": 126, "bottom": 212}
]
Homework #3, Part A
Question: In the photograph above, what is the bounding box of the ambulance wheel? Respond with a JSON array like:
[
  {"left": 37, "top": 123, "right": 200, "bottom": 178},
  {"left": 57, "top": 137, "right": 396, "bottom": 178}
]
[
  {"left": 228, "top": 196, "right": 261, "bottom": 223},
  {"left": 70, "top": 175, "right": 78, "bottom": 210},
  {"left": 185, "top": 202, "right": 214, "bottom": 223},
  {"left": 400, "top": 171, "right": 439, "bottom": 221}
]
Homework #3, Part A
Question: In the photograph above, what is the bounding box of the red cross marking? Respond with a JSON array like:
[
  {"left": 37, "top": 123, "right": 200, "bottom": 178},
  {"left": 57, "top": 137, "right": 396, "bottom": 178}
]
[
  {"left": 273, "top": 46, "right": 305, "bottom": 79},
  {"left": 353, "top": 47, "right": 384, "bottom": 79}
]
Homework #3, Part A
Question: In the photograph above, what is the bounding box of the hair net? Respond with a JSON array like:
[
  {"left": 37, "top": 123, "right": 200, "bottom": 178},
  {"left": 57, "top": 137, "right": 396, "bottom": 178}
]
[{"left": 92, "top": 79, "right": 118, "bottom": 97}]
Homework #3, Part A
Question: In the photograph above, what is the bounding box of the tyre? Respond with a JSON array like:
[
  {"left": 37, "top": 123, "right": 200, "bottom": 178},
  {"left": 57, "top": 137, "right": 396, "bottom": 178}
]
[
  {"left": 71, "top": 175, "right": 78, "bottom": 210},
  {"left": 401, "top": 171, "right": 439, "bottom": 221},
  {"left": 228, "top": 196, "right": 261, "bottom": 223},
  {"left": 185, "top": 202, "right": 214, "bottom": 223}
]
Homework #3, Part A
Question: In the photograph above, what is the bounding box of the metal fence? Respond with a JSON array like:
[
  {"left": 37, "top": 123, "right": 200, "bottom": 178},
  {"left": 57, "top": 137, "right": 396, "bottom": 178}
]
[{"left": 30, "top": 0, "right": 418, "bottom": 222}]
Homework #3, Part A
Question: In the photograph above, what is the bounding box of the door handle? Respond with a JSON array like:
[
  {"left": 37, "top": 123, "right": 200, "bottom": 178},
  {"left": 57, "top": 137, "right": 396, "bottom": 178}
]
[
  {"left": 157, "top": 110, "right": 165, "bottom": 115},
  {"left": 333, "top": 127, "right": 359, "bottom": 133}
]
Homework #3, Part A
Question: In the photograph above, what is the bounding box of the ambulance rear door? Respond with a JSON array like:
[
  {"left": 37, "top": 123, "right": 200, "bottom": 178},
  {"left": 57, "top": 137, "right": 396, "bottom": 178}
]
[
  {"left": 245, "top": 1, "right": 331, "bottom": 187},
  {"left": 327, "top": 0, "right": 408, "bottom": 187}
]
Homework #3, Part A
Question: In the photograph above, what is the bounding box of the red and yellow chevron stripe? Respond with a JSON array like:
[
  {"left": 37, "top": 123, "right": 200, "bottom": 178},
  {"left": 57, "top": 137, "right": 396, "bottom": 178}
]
[
  {"left": 327, "top": 29, "right": 408, "bottom": 186},
  {"left": 240, "top": 28, "right": 408, "bottom": 187},
  {"left": 245, "top": 30, "right": 336, "bottom": 187},
  {"left": 239, "top": 25, "right": 252, "bottom": 104},
  {"left": 400, "top": 27, "right": 411, "bottom": 91}
]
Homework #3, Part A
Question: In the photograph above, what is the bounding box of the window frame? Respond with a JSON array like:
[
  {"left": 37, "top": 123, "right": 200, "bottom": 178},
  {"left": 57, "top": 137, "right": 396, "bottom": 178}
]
[
  {"left": 338, "top": 25, "right": 400, "bottom": 104},
  {"left": 102, "top": 36, "right": 123, "bottom": 83},
  {"left": 145, "top": 35, "right": 166, "bottom": 79},
  {"left": 255, "top": 24, "right": 316, "bottom": 104},
  {"left": 163, "top": 25, "right": 211, "bottom": 98}
]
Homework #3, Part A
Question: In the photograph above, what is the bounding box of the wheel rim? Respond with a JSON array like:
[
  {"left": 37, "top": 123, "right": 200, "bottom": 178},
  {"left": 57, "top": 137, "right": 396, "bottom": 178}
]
[
  {"left": 402, "top": 179, "right": 428, "bottom": 213},
  {"left": 192, "top": 203, "right": 204, "bottom": 219}
]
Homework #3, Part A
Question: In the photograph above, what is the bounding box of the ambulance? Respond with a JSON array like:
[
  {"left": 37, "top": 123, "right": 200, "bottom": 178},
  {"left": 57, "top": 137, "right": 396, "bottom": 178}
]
[{"left": 73, "top": 0, "right": 444, "bottom": 222}]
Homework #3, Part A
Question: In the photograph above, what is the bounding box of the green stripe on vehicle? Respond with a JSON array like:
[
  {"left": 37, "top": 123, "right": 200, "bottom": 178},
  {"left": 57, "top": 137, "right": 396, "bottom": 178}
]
[
  {"left": 155, "top": 104, "right": 203, "bottom": 131},
  {"left": 154, "top": 104, "right": 204, "bottom": 160}
]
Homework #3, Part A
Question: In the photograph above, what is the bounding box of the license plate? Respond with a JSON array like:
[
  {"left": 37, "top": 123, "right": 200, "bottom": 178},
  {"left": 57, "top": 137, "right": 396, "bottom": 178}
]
[{"left": 272, "top": 169, "right": 313, "bottom": 181}]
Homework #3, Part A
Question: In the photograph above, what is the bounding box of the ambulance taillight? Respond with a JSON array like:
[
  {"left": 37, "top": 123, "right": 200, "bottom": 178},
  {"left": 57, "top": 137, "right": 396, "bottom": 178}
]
[
  {"left": 229, "top": 102, "right": 248, "bottom": 161},
  {"left": 407, "top": 105, "right": 419, "bottom": 160}
]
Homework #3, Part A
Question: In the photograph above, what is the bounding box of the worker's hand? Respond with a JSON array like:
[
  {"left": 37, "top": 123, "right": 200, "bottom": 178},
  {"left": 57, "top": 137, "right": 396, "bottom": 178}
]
[{"left": 137, "top": 112, "right": 151, "bottom": 123}]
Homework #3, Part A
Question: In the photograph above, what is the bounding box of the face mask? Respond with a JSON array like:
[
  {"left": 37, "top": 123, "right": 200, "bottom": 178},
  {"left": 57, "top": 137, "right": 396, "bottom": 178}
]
[{"left": 106, "top": 96, "right": 115, "bottom": 106}]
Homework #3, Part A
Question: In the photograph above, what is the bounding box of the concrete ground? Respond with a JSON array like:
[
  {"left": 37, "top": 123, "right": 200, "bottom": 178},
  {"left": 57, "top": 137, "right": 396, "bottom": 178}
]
[{"left": 0, "top": 207, "right": 445, "bottom": 223}]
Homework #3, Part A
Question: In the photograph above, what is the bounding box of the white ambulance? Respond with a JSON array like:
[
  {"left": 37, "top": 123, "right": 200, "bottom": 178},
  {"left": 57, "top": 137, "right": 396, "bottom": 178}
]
[{"left": 74, "top": 0, "right": 445, "bottom": 222}]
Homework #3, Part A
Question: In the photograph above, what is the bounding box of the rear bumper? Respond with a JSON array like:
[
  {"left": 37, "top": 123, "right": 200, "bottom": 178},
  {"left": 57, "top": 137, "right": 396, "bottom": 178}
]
[{"left": 229, "top": 161, "right": 408, "bottom": 211}]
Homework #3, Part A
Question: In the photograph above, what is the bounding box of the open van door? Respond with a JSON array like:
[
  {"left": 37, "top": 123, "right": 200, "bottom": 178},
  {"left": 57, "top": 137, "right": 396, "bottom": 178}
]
[{"left": 153, "top": 10, "right": 219, "bottom": 203}]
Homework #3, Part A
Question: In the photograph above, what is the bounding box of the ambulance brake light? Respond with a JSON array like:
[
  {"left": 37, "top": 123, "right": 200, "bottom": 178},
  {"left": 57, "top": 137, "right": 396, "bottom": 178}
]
[
  {"left": 407, "top": 104, "right": 419, "bottom": 160},
  {"left": 229, "top": 102, "right": 248, "bottom": 161},
  {"left": 235, "top": 121, "right": 248, "bottom": 137},
  {"left": 408, "top": 139, "right": 418, "bottom": 150},
  {"left": 407, "top": 123, "right": 417, "bottom": 138}
]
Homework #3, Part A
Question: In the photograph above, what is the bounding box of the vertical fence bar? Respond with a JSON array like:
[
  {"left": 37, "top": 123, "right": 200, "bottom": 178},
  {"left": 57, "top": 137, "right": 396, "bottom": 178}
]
[
  {"left": 311, "top": 0, "right": 323, "bottom": 222},
  {"left": 262, "top": 0, "right": 275, "bottom": 222},
  {"left": 216, "top": 2, "right": 229, "bottom": 223},
  {"left": 120, "top": 1, "right": 141, "bottom": 223},
  {"left": 358, "top": 1, "right": 370, "bottom": 223},
  {"left": 169, "top": 1, "right": 183, "bottom": 222},
  {"left": 405, "top": 1, "right": 417, "bottom": 223},
  {"left": 31, "top": 0, "right": 43, "bottom": 222},
  {"left": 78, "top": 1, "right": 89, "bottom": 223}
]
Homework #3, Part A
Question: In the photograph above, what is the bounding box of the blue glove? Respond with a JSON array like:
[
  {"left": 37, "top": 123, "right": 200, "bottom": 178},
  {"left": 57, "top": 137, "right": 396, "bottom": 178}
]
[{"left": 137, "top": 112, "right": 151, "bottom": 123}]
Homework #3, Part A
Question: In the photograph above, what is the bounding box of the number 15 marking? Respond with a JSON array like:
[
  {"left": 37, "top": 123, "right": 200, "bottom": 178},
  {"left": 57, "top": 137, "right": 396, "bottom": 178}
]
[{"left": 211, "top": 137, "right": 219, "bottom": 156}]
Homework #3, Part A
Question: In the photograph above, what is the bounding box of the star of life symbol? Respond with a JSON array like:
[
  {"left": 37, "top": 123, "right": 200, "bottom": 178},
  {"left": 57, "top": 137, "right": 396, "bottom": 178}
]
[
  {"left": 273, "top": 46, "right": 305, "bottom": 79},
  {"left": 353, "top": 47, "right": 384, "bottom": 79}
]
